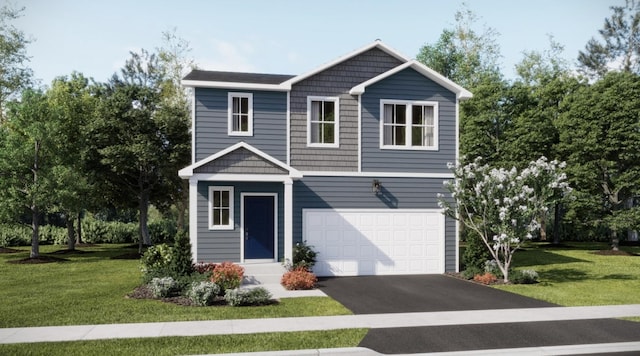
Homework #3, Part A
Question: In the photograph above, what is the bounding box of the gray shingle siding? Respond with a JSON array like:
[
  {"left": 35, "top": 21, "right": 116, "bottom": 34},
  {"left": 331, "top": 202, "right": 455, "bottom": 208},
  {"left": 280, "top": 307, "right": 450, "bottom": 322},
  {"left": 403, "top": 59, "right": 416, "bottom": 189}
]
[
  {"left": 193, "top": 147, "right": 288, "bottom": 175},
  {"left": 290, "top": 48, "right": 404, "bottom": 171},
  {"left": 361, "top": 68, "right": 457, "bottom": 174},
  {"left": 293, "top": 176, "right": 457, "bottom": 272},
  {"left": 194, "top": 88, "right": 287, "bottom": 162},
  {"left": 196, "top": 181, "right": 284, "bottom": 262}
]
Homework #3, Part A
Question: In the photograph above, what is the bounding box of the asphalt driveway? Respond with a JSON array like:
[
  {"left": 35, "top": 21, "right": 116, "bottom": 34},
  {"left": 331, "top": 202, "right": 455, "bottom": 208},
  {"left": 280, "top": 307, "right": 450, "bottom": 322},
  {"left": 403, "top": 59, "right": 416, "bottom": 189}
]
[
  {"left": 317, "top": 274, "right": 555, "bottom": 314},
  {"left": 318, "top": 275, "right": 640, "bottom": 354}
]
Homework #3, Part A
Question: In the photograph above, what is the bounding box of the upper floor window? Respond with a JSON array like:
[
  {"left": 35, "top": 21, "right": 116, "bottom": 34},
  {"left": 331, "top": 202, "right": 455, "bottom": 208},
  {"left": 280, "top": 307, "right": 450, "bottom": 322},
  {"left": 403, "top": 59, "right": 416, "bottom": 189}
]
[
  {"left": 307, "top": 96, "right": 339, "bottom": 147},
  {"left": 228, "top": 93, "right": 253, "bottom": 136},
  {"left": 380, "top": 100, "right": 438, "bottom": 150},
  {"left": 209, "top": 186, "right": 234, "bottom": 230}
]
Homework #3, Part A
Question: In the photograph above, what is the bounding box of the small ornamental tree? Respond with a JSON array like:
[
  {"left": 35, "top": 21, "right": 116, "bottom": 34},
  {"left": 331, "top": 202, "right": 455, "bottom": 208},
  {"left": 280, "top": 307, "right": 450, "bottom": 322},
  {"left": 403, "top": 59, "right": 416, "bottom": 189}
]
[{"left": 439, "top": 156, "right": 571, "bottom": 282}]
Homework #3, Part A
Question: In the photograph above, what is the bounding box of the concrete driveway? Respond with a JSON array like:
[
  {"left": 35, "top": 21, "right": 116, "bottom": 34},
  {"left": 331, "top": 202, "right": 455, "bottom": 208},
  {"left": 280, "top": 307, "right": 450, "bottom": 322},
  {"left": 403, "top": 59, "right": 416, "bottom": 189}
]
[{"left": 318, "top": 275, "right": 640, "bottom": 354}]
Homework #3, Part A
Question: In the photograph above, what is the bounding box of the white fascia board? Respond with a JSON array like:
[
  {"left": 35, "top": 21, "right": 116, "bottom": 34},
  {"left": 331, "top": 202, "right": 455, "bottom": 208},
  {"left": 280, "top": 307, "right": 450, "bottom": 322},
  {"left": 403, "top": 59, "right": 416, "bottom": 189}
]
[
  {"left": 178, "top": 142, "right": 302, "bottom": 179},
  {"left": 181, "top": 80, "right": 289, "bottom": 92},
  {"left": 281, "top": 41, "right": 409, "bottom": 87},
  {"left": 350, "top": 61, "right": 473, "bottom": 100},
  {"left": 301, "top": 171, "right": 454, "bottom": 179},
  {"left": 190, "top": 173, "right": 295, "bottom": 182}
]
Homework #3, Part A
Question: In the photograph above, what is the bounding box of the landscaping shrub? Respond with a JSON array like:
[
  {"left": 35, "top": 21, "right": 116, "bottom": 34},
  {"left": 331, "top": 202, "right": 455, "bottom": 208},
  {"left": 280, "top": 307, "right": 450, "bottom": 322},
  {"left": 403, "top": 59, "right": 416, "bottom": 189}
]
[
  {"left": 281, "top": 267, "right": 317, "bottom": 290},
  {"left": 211, "top": 262, "right": 244, "bottom": 292},
  {"left": 484, "top": 259, "right": 503, "bottom": 278},
  {"left": 224, "top": 287, "right": 272, "bottom": 307},
  {"left": 193, "top": 262, "right": 217, "bottom": 275},
  {"left": 140, "top": 244, "right": 174, "bottom": 282},
  {"left": 149, "top": 219, "right": 177, "bottom": 244},
  {"left": 187, "top": 281, "right": 221, "bottom": 306},
  {"left": 461, "top": 230, "right": 490, "bottom": 271},
  {"left": 510, "top": 269, "right": 539, "bottom": 284},
  {"left": 169, "top": 231, "right": 194, "bottom": 278},
  {"left": 149, "top": 277, "right": 180, "bottom": 298},
  {"left": 39, "top": 225, "right": 67, "bottom": 245},
  {"left": 473, "top": 272, "right": 497, "bottom": 285},
  {"left": 0, "top": 224, "right": 31, "bottom": 246},
  {"left": 460, "top": 266, "right": 483, "bottom": 280},
  {"left": 291, "top": 240, "right": 317, "bottom": 271}
]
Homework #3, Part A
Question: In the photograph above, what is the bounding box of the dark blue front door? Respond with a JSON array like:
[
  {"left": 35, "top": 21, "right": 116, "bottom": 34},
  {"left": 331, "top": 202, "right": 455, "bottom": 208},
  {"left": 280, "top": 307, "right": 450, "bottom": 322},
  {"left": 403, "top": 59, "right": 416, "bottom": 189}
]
[{"left": 243, "top": 195, "right": 275, "bottom": 260}]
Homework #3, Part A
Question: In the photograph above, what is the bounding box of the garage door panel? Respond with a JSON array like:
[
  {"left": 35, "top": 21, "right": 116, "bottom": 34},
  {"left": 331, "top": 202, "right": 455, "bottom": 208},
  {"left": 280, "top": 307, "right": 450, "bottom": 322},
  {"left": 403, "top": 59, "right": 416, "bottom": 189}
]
[{"left": 304, "top": 209, "right": 444, "bottom": 277}]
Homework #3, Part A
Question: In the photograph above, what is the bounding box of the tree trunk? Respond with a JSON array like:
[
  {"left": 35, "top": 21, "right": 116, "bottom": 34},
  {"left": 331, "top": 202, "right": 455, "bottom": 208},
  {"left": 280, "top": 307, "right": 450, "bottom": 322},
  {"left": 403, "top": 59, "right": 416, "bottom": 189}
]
[
  {"left": 30, "top": 140, "right": 40, "bottom": 259},
  {"left": 139, "top": 189, "right": 151, "bottom": 254},
  {"left": 77, "top": 211, "right": 83, "bottom": 244},
  {"left": 611, "top": 230, "right": 619, "bottom": 251},
  {"left": 553, "top": 202, "right": 561, "bottom": 245},
  {"left": 31, "top": 207, "right": 40, "bottom": 258},
  {"left": 66, "top": 213, "right": 76, "bottom": 251},
  {"left": 539, "top": 215, "right": 547, "bottom": 241}
]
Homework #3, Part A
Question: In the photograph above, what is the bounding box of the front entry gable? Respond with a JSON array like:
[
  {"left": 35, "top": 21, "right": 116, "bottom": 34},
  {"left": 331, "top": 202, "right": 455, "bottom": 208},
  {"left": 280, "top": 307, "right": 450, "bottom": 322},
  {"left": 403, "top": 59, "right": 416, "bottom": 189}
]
[{"left": 179, "top": 142, "right": 302, "bottom": 180}]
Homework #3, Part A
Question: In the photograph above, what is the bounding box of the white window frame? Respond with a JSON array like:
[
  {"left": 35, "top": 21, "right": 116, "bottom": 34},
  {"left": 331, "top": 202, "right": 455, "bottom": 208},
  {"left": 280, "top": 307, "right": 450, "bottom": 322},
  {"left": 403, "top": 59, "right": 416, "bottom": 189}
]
[
  {"left": 307, "top": 96, "right": 339, "bottom": 148},
  {"left": 379, "top": 99, "right": 439, "bottom": 151},
  {"left": 208, "top": 186, "right": 234, "bottom": 230},
  {"left": 228, "top": 93, "right": 253, "bottom": 136}
]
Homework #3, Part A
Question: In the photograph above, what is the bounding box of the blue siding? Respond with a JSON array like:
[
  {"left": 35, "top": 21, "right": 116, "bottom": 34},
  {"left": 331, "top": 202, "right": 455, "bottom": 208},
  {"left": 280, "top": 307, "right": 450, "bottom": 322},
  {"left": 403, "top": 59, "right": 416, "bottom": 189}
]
[
  {"left": 293, "top": 176, "right": 457, "bottom": 272},
  {"left": 197, "top": 181, "right": 284, "bottom": 262},
  {"left": 361, "top": 68, "right": 457, "bottom": 174},
  {"left": 194, "top": 88, "right": 287, "bottom": 162}
]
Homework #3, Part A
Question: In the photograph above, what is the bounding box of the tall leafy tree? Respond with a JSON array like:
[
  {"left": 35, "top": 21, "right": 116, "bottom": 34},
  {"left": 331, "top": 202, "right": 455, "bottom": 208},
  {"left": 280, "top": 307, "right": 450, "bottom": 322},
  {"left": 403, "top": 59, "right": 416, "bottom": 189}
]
[
  {"left": 578, "top": 0, "right": 640, "bottom": 79},
  {"left": 0, "top": 89, "right": 58, "bottom": 257},
  {"left": 47, "top": 72, "right": 96, "bottom": 250},
  {"left": 89, "top": 49, "right": 190, "bottom": 251},
  {"left": 0, "top": 5, "right": 32, "bottom": 120},
  {"left": 156, "top": 29, "right": 195, "bottom": 232},
  {"left": 557, "top": 71, "right": 640, "bottom": 249},
  {"left": 417, "top": 4, "right": 507, "bottom": 164}
]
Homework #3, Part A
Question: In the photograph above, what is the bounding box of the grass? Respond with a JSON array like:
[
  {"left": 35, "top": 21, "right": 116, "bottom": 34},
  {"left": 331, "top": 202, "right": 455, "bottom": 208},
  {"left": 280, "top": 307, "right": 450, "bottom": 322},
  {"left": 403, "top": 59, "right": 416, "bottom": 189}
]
[
  {"left": 0, "top": 329, "right": 369, "bottom": 356},
  {"left": 0, "top": 244, "right": 352, "bottom": 328},
  {"left": 493, "top": 241, "right": 640, "bottom": 321}
]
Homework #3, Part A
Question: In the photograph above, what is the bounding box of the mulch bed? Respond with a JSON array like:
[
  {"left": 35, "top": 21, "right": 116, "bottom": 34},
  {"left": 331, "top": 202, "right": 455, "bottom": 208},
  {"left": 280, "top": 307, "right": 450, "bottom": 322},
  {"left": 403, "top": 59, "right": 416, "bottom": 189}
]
[{"left": 126, "top": 284, "right": 226, "bottom": 307}]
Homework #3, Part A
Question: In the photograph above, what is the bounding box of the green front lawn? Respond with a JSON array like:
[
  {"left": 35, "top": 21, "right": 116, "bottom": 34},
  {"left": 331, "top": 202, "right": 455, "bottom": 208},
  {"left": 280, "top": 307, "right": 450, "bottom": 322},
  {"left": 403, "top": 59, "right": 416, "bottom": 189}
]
[
  {"left": 0, "top": 244, "right": 351, "bottom": 328},
  {"left": 495, "top": 242, "right": 640, "bottom": 309},
  {"left": 0, "top": 329, "right": 369, "bottom": 356}
]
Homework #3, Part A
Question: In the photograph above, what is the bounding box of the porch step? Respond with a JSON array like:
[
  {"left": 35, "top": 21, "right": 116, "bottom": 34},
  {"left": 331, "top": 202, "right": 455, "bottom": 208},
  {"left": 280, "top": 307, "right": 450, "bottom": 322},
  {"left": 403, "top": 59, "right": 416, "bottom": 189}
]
[{"left": 242, "top": 263, "right": 286, "bottom": 285}]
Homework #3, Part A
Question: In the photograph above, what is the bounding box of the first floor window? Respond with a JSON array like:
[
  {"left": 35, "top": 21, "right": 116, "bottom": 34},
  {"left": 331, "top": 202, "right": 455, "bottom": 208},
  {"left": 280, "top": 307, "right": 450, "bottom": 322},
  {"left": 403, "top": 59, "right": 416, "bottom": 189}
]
[
  {"left": 209, "top": 186, "right": 233, "bottom": 230},
  {"left": 381, "top": 100, "right": 438, "bottom": 150},
  {"left": 308, "top": 96, "right": 339, "bottom": 147},
  {"left": 228, "top": 93, "right": 253, "bottom": 136}
]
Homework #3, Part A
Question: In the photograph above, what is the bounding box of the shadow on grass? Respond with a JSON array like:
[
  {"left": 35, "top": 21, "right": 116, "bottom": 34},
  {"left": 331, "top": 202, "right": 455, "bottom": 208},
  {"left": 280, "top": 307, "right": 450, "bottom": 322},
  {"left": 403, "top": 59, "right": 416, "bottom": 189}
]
[
  {"left": 541, "top": 268, "right": 637, "bottom": 283},
  {"left": 512, "top": 249, "right": 588, "bottom": 268}
]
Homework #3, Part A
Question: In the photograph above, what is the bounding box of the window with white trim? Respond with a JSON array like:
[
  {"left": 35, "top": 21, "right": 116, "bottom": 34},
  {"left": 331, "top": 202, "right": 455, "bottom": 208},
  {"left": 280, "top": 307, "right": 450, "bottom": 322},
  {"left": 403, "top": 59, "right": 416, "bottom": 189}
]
[
  {"left": 307, "top": 96, "right": 339, "bottom": 147},
  {"left": 228, "top": 93, "right": 253, "bottom": 136},
  {"left": 209, "top": 186, "right": 234, "bottom": 230},
  {"left": 380, "top": 100, "right": 438, "bottom": 150}
]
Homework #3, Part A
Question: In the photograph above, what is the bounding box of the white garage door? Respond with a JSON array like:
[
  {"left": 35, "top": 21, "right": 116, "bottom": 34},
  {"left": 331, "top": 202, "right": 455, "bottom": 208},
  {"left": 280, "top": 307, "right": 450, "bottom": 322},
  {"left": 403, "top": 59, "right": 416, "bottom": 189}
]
[{"left": 303, "top": 209, "right": 445, "bottom": 276}]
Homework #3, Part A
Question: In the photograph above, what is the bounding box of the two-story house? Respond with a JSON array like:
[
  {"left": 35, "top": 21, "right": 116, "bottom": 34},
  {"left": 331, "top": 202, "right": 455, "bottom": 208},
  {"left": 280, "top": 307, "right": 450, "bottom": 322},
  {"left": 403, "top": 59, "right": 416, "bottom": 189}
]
[{"left": 178, "top": 41, "right": 472, "bottom": 276}]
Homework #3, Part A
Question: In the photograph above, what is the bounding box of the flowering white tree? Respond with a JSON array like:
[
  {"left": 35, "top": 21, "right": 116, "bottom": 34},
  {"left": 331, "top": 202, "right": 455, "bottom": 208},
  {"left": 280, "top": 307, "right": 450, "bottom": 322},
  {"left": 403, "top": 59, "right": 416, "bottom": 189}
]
[{"left": 438, "top": 156, "right": 571, "bottom": 282}]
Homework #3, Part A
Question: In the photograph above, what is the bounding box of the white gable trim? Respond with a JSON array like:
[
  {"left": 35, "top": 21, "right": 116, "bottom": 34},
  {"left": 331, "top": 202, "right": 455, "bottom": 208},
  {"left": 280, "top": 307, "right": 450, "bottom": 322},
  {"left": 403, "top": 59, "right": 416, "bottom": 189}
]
[
  {"left": 178, "top": 142, "right": 302, "bottom": 179},
  {"left": 280, "top": 41, "right": 409, "bottom": 88},
  {"left": 349, "top": 61, "right": 473, "bottom": 100}
]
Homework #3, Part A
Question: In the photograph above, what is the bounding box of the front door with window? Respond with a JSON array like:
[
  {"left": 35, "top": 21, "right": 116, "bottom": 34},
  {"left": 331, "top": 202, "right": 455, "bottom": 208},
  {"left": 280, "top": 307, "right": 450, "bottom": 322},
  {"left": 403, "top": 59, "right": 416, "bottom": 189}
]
[{"left": 243, "top": 195, "right": 276, "bottom": 260}]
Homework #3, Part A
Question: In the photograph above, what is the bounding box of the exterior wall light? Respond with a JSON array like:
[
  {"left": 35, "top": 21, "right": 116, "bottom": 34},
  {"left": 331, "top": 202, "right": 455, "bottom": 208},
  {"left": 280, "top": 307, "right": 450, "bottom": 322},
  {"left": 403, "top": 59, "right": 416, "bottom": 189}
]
[{"left": 372, "top": 179, "right": 381, "bottom": 194}]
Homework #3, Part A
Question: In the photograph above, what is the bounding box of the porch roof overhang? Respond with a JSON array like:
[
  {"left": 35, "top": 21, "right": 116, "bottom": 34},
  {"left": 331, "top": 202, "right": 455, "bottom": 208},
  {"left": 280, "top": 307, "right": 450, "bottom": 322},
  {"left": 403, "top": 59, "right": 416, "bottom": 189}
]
[{"left": 178, "top": 142, "right": 303, "bottom": 181}]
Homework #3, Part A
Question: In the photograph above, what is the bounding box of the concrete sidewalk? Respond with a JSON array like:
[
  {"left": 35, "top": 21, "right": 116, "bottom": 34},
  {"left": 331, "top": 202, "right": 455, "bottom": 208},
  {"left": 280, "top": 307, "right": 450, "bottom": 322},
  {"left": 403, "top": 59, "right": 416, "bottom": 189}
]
[{"left": 2, "top": 304, "right": 640, "bottom": 344}]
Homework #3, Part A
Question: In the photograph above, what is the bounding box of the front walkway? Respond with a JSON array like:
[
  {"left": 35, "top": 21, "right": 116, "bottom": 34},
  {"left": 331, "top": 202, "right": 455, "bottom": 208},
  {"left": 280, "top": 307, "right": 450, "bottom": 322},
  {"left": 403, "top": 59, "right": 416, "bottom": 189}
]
[{"left": 2, "top": 304, "right": 640, "bottom": 344}]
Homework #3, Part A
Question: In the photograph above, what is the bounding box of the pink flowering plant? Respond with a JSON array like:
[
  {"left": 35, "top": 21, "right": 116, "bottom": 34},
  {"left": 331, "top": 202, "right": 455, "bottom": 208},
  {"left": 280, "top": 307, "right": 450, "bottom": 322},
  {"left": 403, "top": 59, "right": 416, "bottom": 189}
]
[{"left": 438, "top": 156, "right": 571, "bottom": 282}]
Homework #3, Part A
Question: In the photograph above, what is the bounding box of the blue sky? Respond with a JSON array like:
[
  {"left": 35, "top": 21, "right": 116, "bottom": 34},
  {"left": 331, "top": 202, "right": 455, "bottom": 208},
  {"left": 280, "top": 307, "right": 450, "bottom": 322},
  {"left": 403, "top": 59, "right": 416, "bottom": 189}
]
[{"left": 15, "top": 0, "right": 618, "bottom": 86}]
